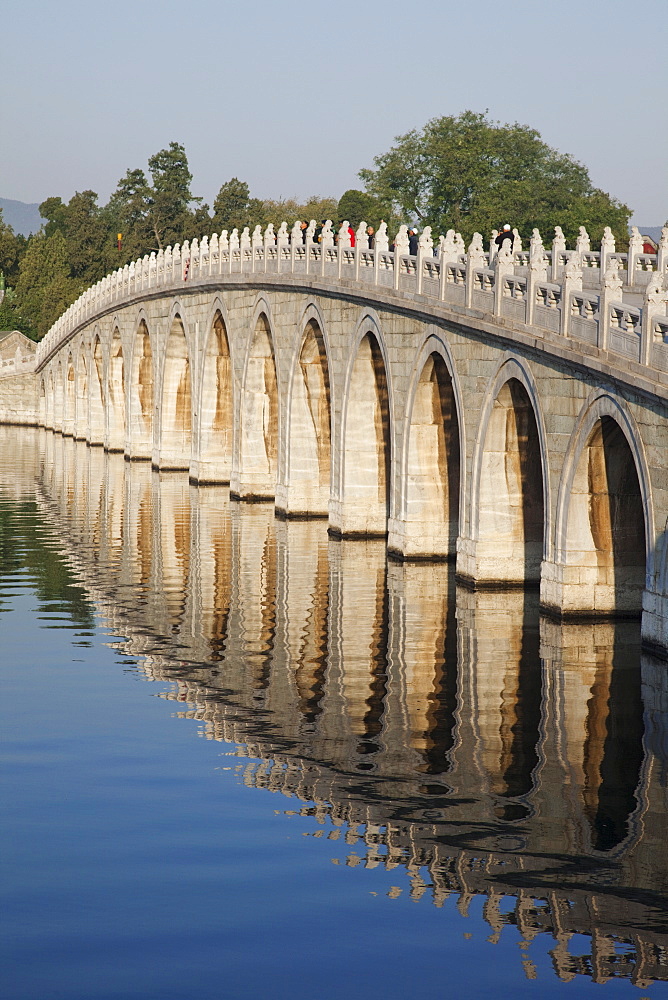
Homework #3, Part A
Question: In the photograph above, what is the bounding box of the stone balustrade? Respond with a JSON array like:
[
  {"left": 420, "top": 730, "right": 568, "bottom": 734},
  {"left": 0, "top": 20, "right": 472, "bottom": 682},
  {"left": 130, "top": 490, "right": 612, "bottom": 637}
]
[{"left": 36, "top": 223, "right": 668, "bottom": 375}]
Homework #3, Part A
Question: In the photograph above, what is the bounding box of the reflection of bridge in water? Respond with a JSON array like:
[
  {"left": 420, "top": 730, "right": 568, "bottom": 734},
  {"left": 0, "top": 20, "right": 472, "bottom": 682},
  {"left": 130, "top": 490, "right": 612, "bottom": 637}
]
[{"left": 6, "top": 426, "right": 668, "bottom": 988}]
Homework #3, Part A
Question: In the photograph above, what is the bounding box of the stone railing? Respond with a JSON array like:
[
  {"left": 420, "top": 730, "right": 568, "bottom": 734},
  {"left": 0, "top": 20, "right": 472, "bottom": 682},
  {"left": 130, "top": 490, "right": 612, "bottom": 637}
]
[{"left": 36, "top": 222, "right": 668, "bottom": 377}]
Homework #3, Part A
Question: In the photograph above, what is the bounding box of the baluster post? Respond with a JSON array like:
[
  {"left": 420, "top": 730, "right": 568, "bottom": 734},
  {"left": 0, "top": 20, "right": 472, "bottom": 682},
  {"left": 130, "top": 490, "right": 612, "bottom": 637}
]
[
  {"left": 640, "top": 273, "right": 668, "bottom": 366},
  {"left": 560, "top": 255, "right": 582, "bottom": 337},
  {"left": 527, "top": 229, "right": 547, "bottom": 326},
  {"left": 393, "top": 226, "right": 409, "bottom": 291},
  {"left": 627, "top": 226, "right": 643, "bottom": 287},
  {"left": 598, "top": 262, "right": 622, "bottom": 351},
  {"left": 374, "top": 222, "right": 388, "bottom": 286},
  {"left": 416, "top": 227, "right": 433, "bottom": 295},
  {"left": 551, "top": 227, "right": 566, "bottom": 282}
]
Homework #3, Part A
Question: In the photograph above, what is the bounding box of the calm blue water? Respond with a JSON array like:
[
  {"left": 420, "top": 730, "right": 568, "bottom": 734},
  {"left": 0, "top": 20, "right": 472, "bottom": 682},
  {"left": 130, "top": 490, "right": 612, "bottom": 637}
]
[{"left": 1, "top": 427, "right": 667, "bottom": 1000}]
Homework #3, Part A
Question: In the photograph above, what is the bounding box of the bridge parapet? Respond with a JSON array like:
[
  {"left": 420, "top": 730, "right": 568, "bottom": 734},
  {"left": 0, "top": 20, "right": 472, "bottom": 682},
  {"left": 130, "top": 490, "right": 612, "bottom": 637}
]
[{"left": 35, "top": 223, "right": 668, "bottom": 376}]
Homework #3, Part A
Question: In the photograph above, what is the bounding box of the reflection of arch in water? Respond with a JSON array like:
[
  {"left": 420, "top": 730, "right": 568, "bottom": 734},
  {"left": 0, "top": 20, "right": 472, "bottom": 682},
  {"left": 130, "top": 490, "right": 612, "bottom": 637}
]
[
  {"left": 234, "top": 306, "right": 279, "bottom": 499},
  {"left": 154, "top": 473, "right": 192, "bottom": 632},
  {"left": 539, "top": 619, "right": 646, "bottom": 856},
  {"left": 387, "top": 561, "right": 458, "bottom": 778},
  {"left": 455, "top": 588, "right": 542, "bottom": 820},
  {"left": 278, "top": 306, "right": 331, "bottom": 517},
  {"left": 195, "top": 489, "right": 232, "bottom": 662},
  {"left": 196, "top": 303, "right": 233, "bottom": 483},
  {"left": 333, "top": 314, "right": 391, "bottom": 537},
  {"left": 233, "top": 504, "right": 277, "bottom": 692},
  {"left": 553, "top": 394, "right": 651, "bottom": 618},
  {"left": 128, "top": 316, "right": 153, "bottom": 460},
  {"left": 330, "top": 538, "right": 388, "bottom": 753},
  {"left": 159, "top": 310, "right": 192, "bottom": 470},
  {"left": 391, "top": 333, "right": 462, "bottom": 559},
  {"left": 468, "top": 358, "right": 547, "bottom": 585},
  {"left": 275, "top": 519, "right": 330, "bottom": 726}
]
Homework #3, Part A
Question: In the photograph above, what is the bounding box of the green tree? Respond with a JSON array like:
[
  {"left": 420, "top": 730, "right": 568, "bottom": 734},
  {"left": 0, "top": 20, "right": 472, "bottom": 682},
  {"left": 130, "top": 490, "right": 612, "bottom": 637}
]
[
  {"left": 359, "top": 110, "right": 631, "bottom": 245},
  {"left": 212, "top": 178, "right": 265, "bottom": 233},
  {"left": 62, "top": 190, "right": 110, "bottom": 284},
  {"left": 105, "top": 168, "right": 155, "bottom": 263},
  {"left": 0, "top": 286, "right": 36, "bottom": 339},
  {"left": 15, "top": 231, "right": 80, "bottom": 339},
  {"left": 337, "top": 189, "right": 390, "bottom": 229},
  {"left": 146, "top": 141, "right": 201, "bottom": 249},
  {"left": 39, "top": 197, "right": 68, "bottom": 238},
  {"left": 212, "top": 177, "right": 251, "bottom": 231},
  {"left": 0, "top": 210, "right": 28, "bottom": 284}
]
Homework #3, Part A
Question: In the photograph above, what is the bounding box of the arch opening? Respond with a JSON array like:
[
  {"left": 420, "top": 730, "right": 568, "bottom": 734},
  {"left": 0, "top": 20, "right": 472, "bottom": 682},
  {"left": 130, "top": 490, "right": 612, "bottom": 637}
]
[
  {"left": 63, "top": 355, "right": 76, "bottom": 437},
  {"left": 88, "top": 336, "right": 105, "bottom": 445},
  {"left": 160, "top": 316, "right": 192, "bottom": 470},
  {"left": 198, "top": 310, "right": 232, "bottom": 482},
  {"left": 75, "top": 351, "right": 88, "bottom": 440},
  {"left": 39, "top": 377, "right": 46, "bottom": 427},
  {"left": 402, "top": 352, "right": 460, "bottom": 558},
  {"left": 564, "top": 415, "right": 646, "bottom": 617},
  {"left": 476, "top": 378, "right": 544, "bottom": 584},
  {"left": 283, "top": 319, "right": 331, "bottom": 516},
  {"left": 337, "top": 332, "right": 390, "bottom": 536},
  {"left": 237, "top": 313, "right": 278, "bottom": 498},
  {"left": 108, "top": 329, "right": 126, "bottom": 452},
  {"left": 128, "top": 320, "right": 153, "bottom": 460},
  {"left": 53, "top": 361, "right": 65, "bottom": 432}
]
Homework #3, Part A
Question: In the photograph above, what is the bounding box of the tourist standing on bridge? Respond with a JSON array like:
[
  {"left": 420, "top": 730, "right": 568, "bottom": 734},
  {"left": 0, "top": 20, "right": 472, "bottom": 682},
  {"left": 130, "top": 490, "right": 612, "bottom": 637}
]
[
  {"left": 495, "top": 224, "right": 513, "bottom": 250},
  {"left": 409, "top": 228, "right": 419, "bottom": 255},
  {"left": 366, "top": 225, "right": 375, "bottom": 249}
]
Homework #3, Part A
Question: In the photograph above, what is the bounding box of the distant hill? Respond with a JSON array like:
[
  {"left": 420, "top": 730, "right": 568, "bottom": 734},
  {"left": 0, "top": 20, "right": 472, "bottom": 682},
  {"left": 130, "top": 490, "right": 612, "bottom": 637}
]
[{"left": 0, "top": 198, "right": 44, "bottom": 236}]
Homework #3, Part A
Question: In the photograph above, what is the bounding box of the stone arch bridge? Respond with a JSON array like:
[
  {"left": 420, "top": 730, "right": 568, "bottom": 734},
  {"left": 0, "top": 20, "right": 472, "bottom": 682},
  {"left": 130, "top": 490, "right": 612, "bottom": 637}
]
[{"left": 4, "top": 224, "right": 668, "bottom": 654}]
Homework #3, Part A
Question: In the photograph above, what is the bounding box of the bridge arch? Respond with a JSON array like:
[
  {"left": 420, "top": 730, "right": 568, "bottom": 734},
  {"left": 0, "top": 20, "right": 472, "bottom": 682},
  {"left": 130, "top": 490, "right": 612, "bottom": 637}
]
[
  {"left": 234, "top": 298, "right": 280, "bottom": 499},
  {"left": 158, "top": 303, "right": 193, "bottom": 470},
  {"left": 107, "top": 324, "right": 126, "bottom": 452},
  {"left": 127, "top": 312, "right": 154, "bottom": 461},
  {"left": 279, "top": 301, "right": 332, "bottom": 517},
  {"left": 196, "top": 297, "right": 234, "bottom": 483},
  {"left": 63, "top": 352, "right": 76, "bottom": 437},
  {"left": 333, "top": 310, "right": 392, "bottom": 536},
  {"left": 75, "top": 345, "right": 88, "bottom": 441},
  {"left": 53, "top": 358, "right": 65, "bottom": 433},
  {"left": 552, "top": 392, "right": 652, "bottom": 616},
  {"left": 390, "top": 330, "right": 464, "bottom": 559},
  {"left": 38, "top": 375, "right": 46, "bottom": 427},
  {"left": 468, "top": 356, "right": 549, "bottom": 585},
  {"left": 89, "top": 330, "right": 105, "bottom": 446}
]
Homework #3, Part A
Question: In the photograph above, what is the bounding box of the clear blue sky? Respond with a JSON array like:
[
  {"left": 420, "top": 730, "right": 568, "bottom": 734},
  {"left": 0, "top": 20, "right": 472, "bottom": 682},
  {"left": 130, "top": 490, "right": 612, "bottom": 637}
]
[{"left": 2, "top": 0, "right": 666, "bottom": 225}]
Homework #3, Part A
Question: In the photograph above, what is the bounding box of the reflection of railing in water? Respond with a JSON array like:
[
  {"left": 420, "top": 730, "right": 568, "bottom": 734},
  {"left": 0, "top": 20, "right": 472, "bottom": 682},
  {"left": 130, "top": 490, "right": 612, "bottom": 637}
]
[
  {"left": 221, "top": 753, "right": 668, "bottom": 988},
  {"left": 5, "top": 427, "right": 667, "bottom": 987}
]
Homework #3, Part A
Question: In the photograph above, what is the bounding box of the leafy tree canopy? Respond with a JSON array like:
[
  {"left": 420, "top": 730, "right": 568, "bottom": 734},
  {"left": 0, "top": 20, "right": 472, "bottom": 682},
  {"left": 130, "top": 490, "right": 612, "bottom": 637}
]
[
  {"left": 147, "top": 141, "right": 201, "bottom": 249},
  {"left": 0, "top": 209, "right": 27, "bottom": 284},
  {"left": 15, "top": 231, "right": 80, "bottom": 339},
  {"left": 337, "top": 189, "right": 393, "bottom": 230},
  {"left": 10, "top": 124, "right": 635, "bottom": 341},
  {"left": 359, "top": 110, "right": 631, "bottom": 245}
]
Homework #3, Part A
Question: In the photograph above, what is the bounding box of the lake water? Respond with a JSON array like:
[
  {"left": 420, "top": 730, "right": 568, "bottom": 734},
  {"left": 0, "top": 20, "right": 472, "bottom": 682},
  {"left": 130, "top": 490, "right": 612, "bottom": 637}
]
[{"left": 1, "top": 425, "right": 667, "bottom": 1000}]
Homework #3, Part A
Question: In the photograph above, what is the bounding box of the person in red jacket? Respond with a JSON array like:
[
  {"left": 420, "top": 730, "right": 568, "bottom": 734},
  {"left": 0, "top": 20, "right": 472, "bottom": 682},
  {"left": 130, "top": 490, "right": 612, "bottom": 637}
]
[{"left": 348, "top": 223, "right": 356, "bottom": 247}]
